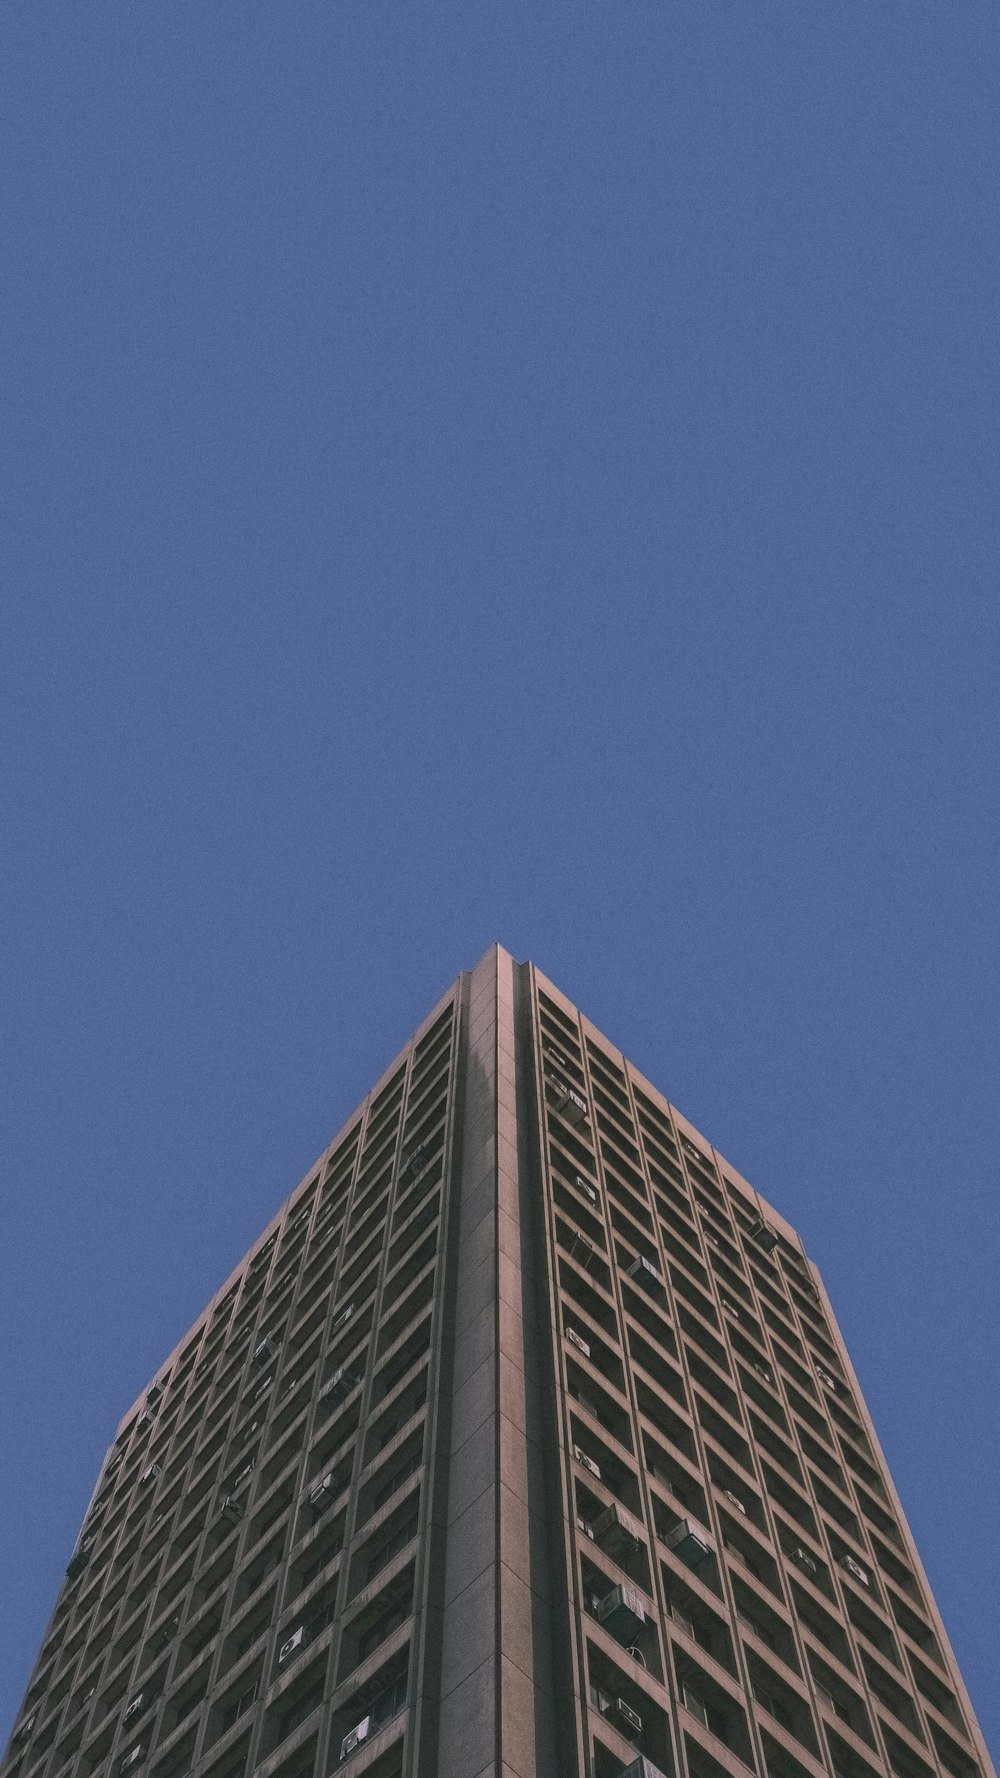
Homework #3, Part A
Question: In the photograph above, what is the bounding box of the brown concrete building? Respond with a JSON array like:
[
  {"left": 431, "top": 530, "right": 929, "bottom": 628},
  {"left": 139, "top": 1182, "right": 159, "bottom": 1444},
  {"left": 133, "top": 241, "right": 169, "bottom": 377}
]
[{"left": 3, "top": 946, "right": 993, "bottom": 1778}]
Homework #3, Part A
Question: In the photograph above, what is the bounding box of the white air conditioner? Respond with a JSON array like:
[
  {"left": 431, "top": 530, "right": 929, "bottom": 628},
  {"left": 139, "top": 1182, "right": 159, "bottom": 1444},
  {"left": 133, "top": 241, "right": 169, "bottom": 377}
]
[
  {"left": 817, "top": 1368, "right": 838, "bottom": 1393},
  {"left": 119, "top": 1746, "right": 145, "bottom": 1773},
  {"left": 789, "top": 1546, "right": 817, "bottom": 1576},
  {"left": 340, "top": 1716, "right": 371, "bottom": 1759},
  {"left": 626, "top": 1255, "right": 666, "bottom": 1299},
  {"left": 752, "top": 1362, "right": 772, "bottom": 1384},
  {"left": 138, "top": 1464, "right": 160, "bottom": 1487},
  {"left": 604, "top": 1695, "right": 642, "bottom": 1736},
  {"left": 254, "top": 1335, "right": 278, "bottom": 1367},
  {"left": 323, "top": 1366, "right": 358, "bottom": 1405},
  {"left": 278, "top": 1625, "right": 308, "bottom": 1665},
  {"left": 218, "top": 1494, "right": 243, "bottom": 1523},
  {"left": 840, "top": 1554, "right": 870, "bottom": 1587},
  {"left": 723, "top": 1489, "right": 747, "bottom": 1516},
  {"left": 309, "top": 1473, "right": 336, "bottom": 1510},
  {"left": 572, "top": 1445, "right": 601, "bottom": 1480},
  {"left": 566, "top": 1328, "right": 591, "bottom": 1359},
  {"left": 574, "top": 1173, "right": 598, "bottom": 1204},
  {"left": 122, "top": 1693, "right": 145, "bottom": 1724},
  {"left": 332, "top": 1302, "right": 355, "bottom": 1330}
]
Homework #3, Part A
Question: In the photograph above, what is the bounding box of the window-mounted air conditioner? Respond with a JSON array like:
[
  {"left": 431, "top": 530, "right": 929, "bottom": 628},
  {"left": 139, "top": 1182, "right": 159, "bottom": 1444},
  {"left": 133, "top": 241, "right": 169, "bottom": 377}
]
[
  {"left": 723, "top": 1489, "right": 747, "bottom": 1516},
  {"left": 278, "top": 1625, "right": 308, "bottom": 1665},
  {"left": 122, "top": 1693, "right": 145, "bottom": 1724},
  {"left": 626, "top": 1256, "right": 666, "bottom": 1299},
  {"left": 572, "top": 1445, "right": 601, "bottom": 1481},
  {"left": 138, "top": 1463, "right": 160, "bottom": 1487},
  {"left": 840, "top": 1554, "right": 870, "bottom": 1587},
  {"left": 566, "top": 1328, "right": 591, "bottom": 1359},
  {"left": 218, "top": 1493, "right": 243, "bottom": 1524},
  {"left": 597, "top": 1583, "right": 646, "bottom": 1645},
  {"left": 574, "top": 1173, "right": 598, "bottom": 1205},
  {"left": 752, "top": 1362, "right": 772, "bottom": 1384},
  {"left": 332, "top": 1301, "right": 355, "bottom": 1330},
  {"left": 253, "top": 1335, "right": 279, "bottom": 1368},
  {"left": 593, "top": 1500, "right": 644, "bottom": 1556},
  {"left": 119, "top": 1746, "right": 145, "bottom": 1773},
  {"left": 339, "top": 1716, "right": 371, "bottom": 1759},
  {"left": 554, "top": 1086, "right": 589, "bottom": 1126},
  {"left": 664, "top": 1518, "right": 713, "bottom": 1570},
  {"left": 309, "top": 1473, "right": 337, "bottom": 1511},
  {"left": 748, "top": 1217, "right": 779, "bottom": 1253},
  {"left": 603, "top": 1695, "right": 642, "bottom": 1737},
  {"left": 322, "top": 1366, "right": 359, "bottom": 1406},
  {"left": 789, "top": 1546, "right": 817, "bottom": 1576},
  {"left": 14, "top": 1712, "right": 37, "bottom": 1744}
]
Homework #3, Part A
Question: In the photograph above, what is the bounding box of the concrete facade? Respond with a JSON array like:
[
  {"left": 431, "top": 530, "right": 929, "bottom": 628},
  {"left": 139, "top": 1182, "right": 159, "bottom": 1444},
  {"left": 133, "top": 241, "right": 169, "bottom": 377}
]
[{"left": 3, "top": 947, "right": 994, "bottom": 1778}]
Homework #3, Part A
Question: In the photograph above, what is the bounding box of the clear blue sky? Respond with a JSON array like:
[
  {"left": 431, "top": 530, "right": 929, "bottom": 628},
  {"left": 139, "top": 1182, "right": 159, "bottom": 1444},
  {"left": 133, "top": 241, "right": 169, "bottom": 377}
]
[{"left": 1, "top": 2, "right": 997, "bottom": 1758}]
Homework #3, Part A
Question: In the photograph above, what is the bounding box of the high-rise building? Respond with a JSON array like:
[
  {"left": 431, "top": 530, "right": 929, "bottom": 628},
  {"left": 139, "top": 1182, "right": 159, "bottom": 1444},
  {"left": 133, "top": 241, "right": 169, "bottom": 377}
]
[{"left": 3, "top": 946, "right": 992, "bottom": 1778}]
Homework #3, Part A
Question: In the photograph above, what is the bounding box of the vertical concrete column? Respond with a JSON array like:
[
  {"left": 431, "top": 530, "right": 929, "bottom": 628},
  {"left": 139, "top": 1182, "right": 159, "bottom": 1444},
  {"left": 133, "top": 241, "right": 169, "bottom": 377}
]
[
  {"left": 436, "top": 947, "right": 501, "bottom": 1778},
  {"left": 496, "top": 955, "right": 558, "bottom": 1778}
]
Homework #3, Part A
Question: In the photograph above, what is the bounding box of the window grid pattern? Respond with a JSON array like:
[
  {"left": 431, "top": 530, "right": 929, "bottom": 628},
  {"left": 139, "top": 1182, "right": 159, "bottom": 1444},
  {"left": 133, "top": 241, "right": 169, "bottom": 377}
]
[
  {"left": 5, "top": 1000, "right": 459, "bottom": 1778},
  {"left": 530, "top": 978, "right": 984, "bottom": 1778}
]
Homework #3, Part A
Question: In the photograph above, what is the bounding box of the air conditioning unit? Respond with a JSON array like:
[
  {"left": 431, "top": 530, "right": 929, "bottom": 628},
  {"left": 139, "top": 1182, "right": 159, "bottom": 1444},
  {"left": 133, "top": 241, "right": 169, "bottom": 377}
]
[
  {"left": 664, "top": 1518, "right": 713, "bottom": 1570},
  {"left": 597, "top": 1584, "right": 646, "bottom": 1645},
  {"left": 818, "top": 1369, "right": 839, "bottom": 1394},
  {"left": 789, "top": 1546, "right": 817, "bottom": 1576},
  {"left": 723, "top": 1489, "right": 747, "bottom": 1516},
  {"left": 720, "top": 1298, "right": 741, "bottom": 1321},
  {"left": 119, "top": 1746, "right": 145, "bottom": 1773},
  {"left": 626, "top": 1256, "right": 666, "bottom": 1300},
  {"left": 603, "top": 1695, "right": 642, "bottom": 1737},
  {"left": 332, "top": 1302, "right": 355, "bottom": 1330},
  {"left": 309, "top": 1473, "right": 337, "bottom": 1511},
  {"left": 593, "top": 1501, "right": 644, "bottom": 1556},
  {"left": 122, "top": 1693, "right": 145, "bottom": 1724},
  {"left": 322, "top": 1366, "right": 359, "bottom": 1405},
  {"left": 254, "top": 1335, "right": 279, "bottom": 1367},
  {"left": 748, "top": 1217, "right": 779, "bottom": 1253},
  {"left": 278, "top": 1625, "right": 308, "bottom": 1665},
  {"left": 339, "top": 1716, "right": 372, "bottom": 1759},
  {"left": 840, "top": 1554, "right": 870, "bottom": 1587},
  {"left": 566, "top": 1328, "right": 591, "bottom": 1359},
  {"left": 574, "top": 1174, "right": 598, "bottom": 1205},
  {"left": 554, "top": 1086, "right": 589, "bottom": 1126},
  {"left": 13, "top": 1712, "right": 37, "bottom": 1743},
  {"left": 218, "top": 1493, "right": 243, "bottom": 1524},
  {"left": 572, "top": 1445, "right": 601, "bottom": 1481},
  {"left": 752, "top": 1362, "right": 772, "bottom": 1384},
  {"left": 138, "top": 1463, "right": 160, "bottom": 1487}
]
